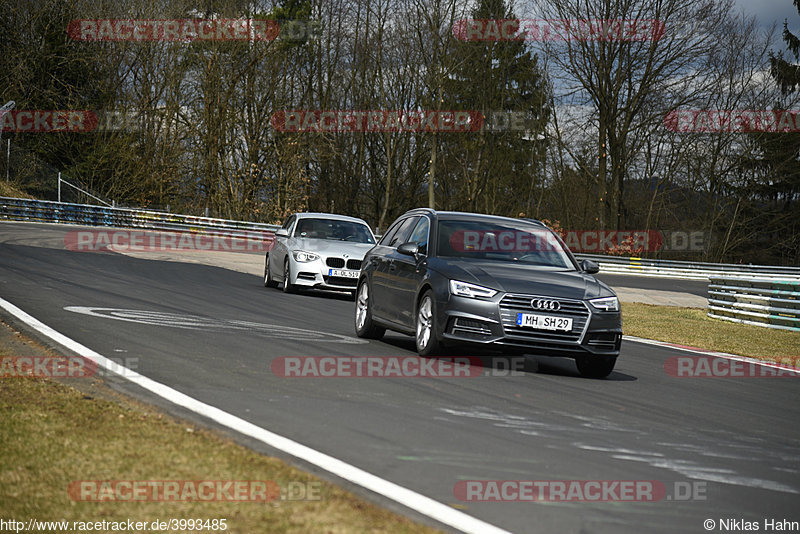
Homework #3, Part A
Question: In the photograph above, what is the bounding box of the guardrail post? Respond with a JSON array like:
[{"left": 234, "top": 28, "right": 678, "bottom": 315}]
[{"left": 0, "top": 101, "right": 14, "bottom": 181}]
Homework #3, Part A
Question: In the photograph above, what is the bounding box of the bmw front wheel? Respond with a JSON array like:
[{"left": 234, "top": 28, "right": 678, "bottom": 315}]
[
  {"left": 264, "top": 254, "right": 278, "bottom": 288},
  {"left": 283, "top": 257, "right": 296, "bottom": 293}
]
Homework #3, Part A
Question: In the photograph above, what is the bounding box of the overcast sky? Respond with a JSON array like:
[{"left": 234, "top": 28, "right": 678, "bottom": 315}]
[{"left": 735, "top": 0, "right": 800, "bottom": 29}]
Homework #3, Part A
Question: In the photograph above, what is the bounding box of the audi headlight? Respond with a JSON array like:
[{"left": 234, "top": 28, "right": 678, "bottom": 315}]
[
  {"left": 292, "top": 250, "right": 319, "bottom": 262},
  {"left": 449, "top": 280, "right": 497, "bottom": 299},
  {"left": 589, "top": 296, "right": 619, "bottom": 312}
]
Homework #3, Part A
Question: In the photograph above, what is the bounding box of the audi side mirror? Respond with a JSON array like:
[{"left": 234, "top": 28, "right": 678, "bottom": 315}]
[
  {"left": 397, "top": 242, "right": 419, "bottom": 257},
  {"left": 581, "top": 259, "right": 599, "bottom": 274},
  {"left": 275, "top": 229, "right": 289, "bottom": 238}
]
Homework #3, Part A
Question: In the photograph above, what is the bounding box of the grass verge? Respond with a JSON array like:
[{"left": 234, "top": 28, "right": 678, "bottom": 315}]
[
  {"left": 0, "top": 322, "right": 442, "bottom": 534},
  {"left": 622, "top": 302, "right": 800, "bottom": 362},
  {"left": 0, "top": 181, "right": 33, "bottom": 199}
]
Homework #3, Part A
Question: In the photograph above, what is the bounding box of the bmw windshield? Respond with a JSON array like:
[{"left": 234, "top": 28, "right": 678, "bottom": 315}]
[
  {"left": 294, "top": 218, "right": 375, "bottom": 244},
  {"left": 436, "top": 219, "right": 576, "bottom": 270}
]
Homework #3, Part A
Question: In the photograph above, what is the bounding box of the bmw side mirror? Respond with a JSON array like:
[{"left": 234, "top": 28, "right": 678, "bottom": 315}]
[
  {"left": 275, "top": 229, "right": 289, "bottom": 238},
  {"left": 397, "top": 242, "right": 419, "bottom": 257},
  {"left": 581, "top": 259, "right": 600, "bottom": 274}
]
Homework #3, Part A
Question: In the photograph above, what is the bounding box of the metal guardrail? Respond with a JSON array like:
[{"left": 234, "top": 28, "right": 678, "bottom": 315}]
[
  {"left": 707, "top": 276, "right": 800, "bottom": 332},
  {"left": 0, "top": 197, "right": 280, "bottom": 241},
  {"left": 2, "top": 196, "right": 799, "bottom": 284},
  {"left": 574, "top": 253, "right": 800, "bottom": 281}
]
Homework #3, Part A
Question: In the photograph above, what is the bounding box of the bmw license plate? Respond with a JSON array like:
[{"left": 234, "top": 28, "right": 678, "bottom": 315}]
[
  {"left": 328, "top": 269, "right": 359, "bottom": 278},
  {"left": 516, "top": 313, "right": 572, "bottom": 331}
]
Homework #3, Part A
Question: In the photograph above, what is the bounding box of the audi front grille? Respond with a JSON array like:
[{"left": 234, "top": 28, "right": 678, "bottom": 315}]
[{"left": 499, "top": 293, "right": 590, "bottom": 345}]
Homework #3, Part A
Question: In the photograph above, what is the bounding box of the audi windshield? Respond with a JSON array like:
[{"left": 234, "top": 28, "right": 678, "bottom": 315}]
[{"left": 436, "top": 219, "right": 576, "bottom": 270}]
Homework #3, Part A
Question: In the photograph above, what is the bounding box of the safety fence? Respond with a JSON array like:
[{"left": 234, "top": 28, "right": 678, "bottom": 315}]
[
  {"left": 573, "top": 253, "right": 800, "bottom": 281},
  {"left": 707, "top": 276, "right": 800, "bottom": 332},
  {"left": 0, "top": 197, "right": 280, "bottom": 244},
  {"left": 3, "top": 197, "right": 799, "bottom": 286}
]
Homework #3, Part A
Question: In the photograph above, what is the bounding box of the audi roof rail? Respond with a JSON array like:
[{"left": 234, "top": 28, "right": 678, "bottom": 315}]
[{"left": 519, "top": 217, "right": 547, "bottom": 227}]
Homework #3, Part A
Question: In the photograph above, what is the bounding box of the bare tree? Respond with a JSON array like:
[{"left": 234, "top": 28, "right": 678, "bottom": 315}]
[
  {"left": 535, "top": 0, "right": 729, "bottom": 229},
  {"left": 408, "top": 0, "right": 471, "bottom": 209}
]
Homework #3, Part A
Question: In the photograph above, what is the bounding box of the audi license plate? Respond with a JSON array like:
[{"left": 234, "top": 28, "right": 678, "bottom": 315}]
[
  {"left": 328, "top": 269, "right": 359, "bottom": 278},
  {"left": 516, "top": 313, "right": 572, "bottom": 332}
]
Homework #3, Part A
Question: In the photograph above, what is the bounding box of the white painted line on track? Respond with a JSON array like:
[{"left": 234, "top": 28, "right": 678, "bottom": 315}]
[{"left": 0, "top": 297, "right": 511, "bottom": 534}]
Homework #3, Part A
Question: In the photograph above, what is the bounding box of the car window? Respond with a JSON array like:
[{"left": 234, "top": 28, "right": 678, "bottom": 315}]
[
  {"left": 293, "top": 218, "right": 375, "bottom": 243},
  {"left": 295, "top": 218, "right": 316, "bottom": 237},
  {"left": 280, "top": 215, "right": 296, "bottom": 236},
  {"left": 407, "top": 217, "right": 430, "bottom": 255},
  {"left": 378, "top": 218, "right": 404, "bottom": 246},
  {"left": 435, "top": 218, "right": 574, "bottom": 270},
  {"left": 387, "top": 216, "right": 418, "bottom": 248}
]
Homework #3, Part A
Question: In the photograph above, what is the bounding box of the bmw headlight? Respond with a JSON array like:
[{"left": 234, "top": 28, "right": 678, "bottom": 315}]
[
  {"left": 589, "top": 296, "right": 619, "bottom": 312},
  {"left": 292, "top": 250, "right": 319, "bottom": 262},
  {"left": 449, "top": 280, "right": 497, "bottom": 299}
]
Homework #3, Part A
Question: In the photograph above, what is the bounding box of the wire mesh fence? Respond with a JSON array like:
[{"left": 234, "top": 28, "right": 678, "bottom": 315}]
[{"left": 0, "top": 139, "right": 112, "bottom": 206}]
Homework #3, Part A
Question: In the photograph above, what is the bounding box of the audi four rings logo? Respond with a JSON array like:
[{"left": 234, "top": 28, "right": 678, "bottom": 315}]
[{"left": 532, "top": 299, "right": 560, "bottom": 311}]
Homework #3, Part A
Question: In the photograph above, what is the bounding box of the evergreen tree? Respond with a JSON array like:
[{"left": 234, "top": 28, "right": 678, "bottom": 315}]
[
  {"left": 735, "top": 1, "right": 800, "bottom": 263},
  {"left": 770, "top": 0, "right": 800, "bottom": 92},
  {"left": 435, "top": 0, "right": 550, "bottom": 215}
]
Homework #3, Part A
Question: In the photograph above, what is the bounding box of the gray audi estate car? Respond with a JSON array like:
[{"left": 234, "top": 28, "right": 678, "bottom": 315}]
[{"left": 354, "top": 209, "right": 622, "bottom": 378}]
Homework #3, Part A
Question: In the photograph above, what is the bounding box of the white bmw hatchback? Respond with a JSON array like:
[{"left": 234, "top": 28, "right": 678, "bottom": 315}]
[{"left": 264, "top": 213, "right": 376, "bottom": 295}]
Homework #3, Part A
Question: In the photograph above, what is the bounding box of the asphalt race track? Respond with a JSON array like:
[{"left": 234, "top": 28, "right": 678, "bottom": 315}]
[
  {"left": 595, "top": 273, "right": 708, "bottom": 298},
  {"left": 1, "top": 222, "right": 798, "bottom": 533}
]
